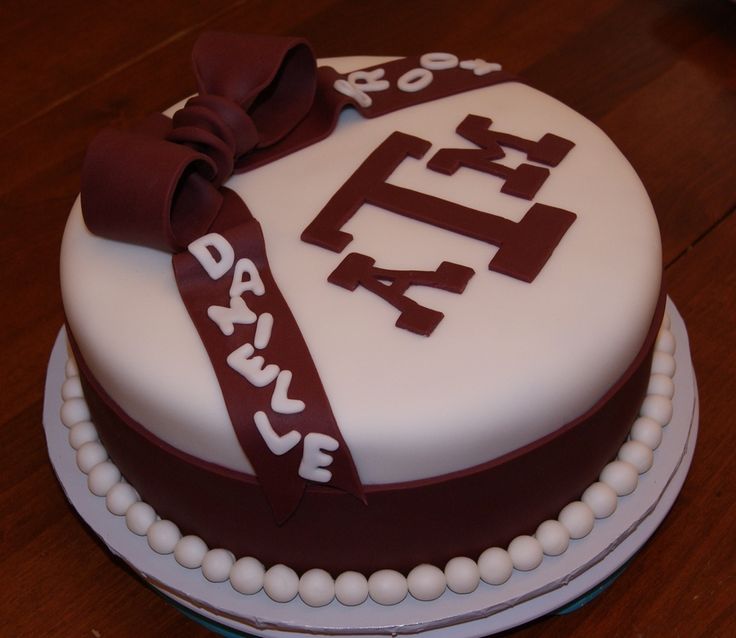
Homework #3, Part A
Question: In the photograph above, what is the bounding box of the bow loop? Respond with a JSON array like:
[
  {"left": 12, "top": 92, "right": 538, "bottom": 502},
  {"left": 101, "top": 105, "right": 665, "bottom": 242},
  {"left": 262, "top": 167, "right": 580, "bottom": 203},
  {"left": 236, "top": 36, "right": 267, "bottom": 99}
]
[
  {"left": 81, "top": 126, "right": 221, "bottom": 253},
  {"left": 192, "top": 32, "right": 317, "bottom": 148}
]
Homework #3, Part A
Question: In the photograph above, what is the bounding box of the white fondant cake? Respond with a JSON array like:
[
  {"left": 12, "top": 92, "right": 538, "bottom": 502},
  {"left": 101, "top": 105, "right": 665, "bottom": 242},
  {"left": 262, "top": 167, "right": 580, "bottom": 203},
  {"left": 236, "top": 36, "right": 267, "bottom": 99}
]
[{"left": 58, "top": 45, "right": 672, "bottom": 608}]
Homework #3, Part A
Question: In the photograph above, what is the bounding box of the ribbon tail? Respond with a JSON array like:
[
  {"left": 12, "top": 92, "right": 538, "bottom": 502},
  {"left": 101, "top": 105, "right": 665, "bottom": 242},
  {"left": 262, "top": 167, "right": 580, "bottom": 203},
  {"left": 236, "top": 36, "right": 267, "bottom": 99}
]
[{"left": 173, "top": 189, "right": 365, "bottom": 522}]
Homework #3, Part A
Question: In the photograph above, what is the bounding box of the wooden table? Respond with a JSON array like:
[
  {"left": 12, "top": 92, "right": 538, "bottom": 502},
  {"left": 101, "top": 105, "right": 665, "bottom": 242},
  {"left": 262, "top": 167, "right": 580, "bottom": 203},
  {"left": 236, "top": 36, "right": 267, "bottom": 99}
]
[{"left": 2, "top": 1, "right": 734, "bottom": 635}]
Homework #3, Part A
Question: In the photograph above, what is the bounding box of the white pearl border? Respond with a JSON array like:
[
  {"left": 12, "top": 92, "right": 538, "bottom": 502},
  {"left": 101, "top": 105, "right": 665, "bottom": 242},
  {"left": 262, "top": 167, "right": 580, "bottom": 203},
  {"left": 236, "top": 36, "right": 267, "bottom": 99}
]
[{"left": 59, "top": 316, "right": 675, "bottom": 607}]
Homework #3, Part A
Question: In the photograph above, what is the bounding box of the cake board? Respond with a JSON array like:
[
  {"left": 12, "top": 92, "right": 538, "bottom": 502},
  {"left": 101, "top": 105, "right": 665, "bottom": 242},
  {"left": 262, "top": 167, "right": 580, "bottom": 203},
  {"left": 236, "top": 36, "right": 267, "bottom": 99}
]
[{"left": 43, "top": 298, "right": 697, "bottom": 637}]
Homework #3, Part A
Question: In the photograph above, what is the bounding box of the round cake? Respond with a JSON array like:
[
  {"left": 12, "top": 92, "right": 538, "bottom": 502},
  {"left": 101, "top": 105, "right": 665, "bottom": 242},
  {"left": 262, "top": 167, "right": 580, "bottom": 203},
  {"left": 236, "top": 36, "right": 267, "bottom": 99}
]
[{"left": 59, "top": 33, "right": 667, "bottom": 604}]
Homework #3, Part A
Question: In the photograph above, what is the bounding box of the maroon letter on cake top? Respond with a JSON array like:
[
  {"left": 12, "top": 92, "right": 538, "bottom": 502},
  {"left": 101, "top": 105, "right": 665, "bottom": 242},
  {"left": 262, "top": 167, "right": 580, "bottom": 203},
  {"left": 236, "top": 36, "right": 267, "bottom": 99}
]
[
  {"left": 302, "top": 130, "right": 577, "bottom": 283},
  {"left": 328, "top": 253, "right": 474, "bottom": 336},
  {"left": 427, "top": 114, "right": 575, "bottom": 200}
]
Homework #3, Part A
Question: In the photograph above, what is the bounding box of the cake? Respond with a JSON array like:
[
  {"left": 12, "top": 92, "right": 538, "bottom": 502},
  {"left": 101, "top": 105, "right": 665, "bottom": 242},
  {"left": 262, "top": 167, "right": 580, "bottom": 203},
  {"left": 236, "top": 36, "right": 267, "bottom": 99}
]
[{"left": 57, "top": 32, "right": 677, "bottom": 608}]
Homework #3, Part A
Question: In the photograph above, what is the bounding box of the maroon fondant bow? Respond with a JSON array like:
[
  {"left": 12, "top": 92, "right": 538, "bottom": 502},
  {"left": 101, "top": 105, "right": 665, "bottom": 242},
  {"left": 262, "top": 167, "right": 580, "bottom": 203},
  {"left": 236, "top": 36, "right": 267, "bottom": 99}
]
[
  {"left": 78, "top": 32, "right": 515, "bottom": 521},
  {"left": 81, "top": 32, "right": 331, "bottom": 253}
]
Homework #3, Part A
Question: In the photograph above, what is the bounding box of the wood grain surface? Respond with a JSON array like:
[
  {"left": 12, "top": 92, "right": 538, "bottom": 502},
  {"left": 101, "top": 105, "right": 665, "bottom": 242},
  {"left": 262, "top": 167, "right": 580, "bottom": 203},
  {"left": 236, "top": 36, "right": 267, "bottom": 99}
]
[{"left": 1, "top": 1, "right": 734, "bottom": 636}]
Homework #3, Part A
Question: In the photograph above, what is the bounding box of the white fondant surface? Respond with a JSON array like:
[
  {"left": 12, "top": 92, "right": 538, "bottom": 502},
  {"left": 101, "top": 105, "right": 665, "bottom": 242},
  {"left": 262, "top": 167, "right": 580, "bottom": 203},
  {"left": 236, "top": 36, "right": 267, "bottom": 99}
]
[{"left": 60, "top": 57, "right": 661, "bottom": 483}]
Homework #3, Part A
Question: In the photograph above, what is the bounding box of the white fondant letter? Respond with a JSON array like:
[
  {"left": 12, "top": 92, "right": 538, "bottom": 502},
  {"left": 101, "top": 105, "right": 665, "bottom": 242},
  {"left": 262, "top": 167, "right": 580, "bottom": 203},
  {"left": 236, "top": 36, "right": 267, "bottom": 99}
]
[
  {"left": 230, "top": 258, "right": 265, "bottom": 297},
  {"left": 207, "top": 296, "right": 257, "bottom": 336},
  {"left": 397, "top": 67, "right": 433, "bottom": 93},
  {"left": 253, "top": 411, "right": 301, "bottom": 456},
  {"left": 254, "top": 312, "right": 274, "bottom": 349},
  {"left": 348, "top": 68, "right": 390, "bottom": 92},
  {"left": 271, "top": 370, "right": 306, "bottom": 415},
  {"left": 420, "top": 52, "right": 459, "bottom": 71},
  {"left": 333, "top": 78, "right": 373, "bottom": 108},
  {"left": 188, "top": 233, "right": 234, "bottom": 280},
  {"left": 459, "top": 58, "right": 501, "bottom": 76},
  {"left": 226, "top": 343, "right": 279, "bottom": 387},
  {"left": 298, "top": 433, "right": 339, "bottom": 483}
]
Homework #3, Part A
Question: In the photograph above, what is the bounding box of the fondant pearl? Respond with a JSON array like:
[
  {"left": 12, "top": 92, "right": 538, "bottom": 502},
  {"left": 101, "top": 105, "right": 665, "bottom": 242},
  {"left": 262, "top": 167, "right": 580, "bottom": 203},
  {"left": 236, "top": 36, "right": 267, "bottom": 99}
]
[
  {"left": 68, "top": 421, "right": 98, "bottom": 450},
  {"left": 299, "top": 568, "right": 335, "bottom": 607},
  {"left": 647, "top": 374, "right": 675, "bottom": 399},
  {"left": 147, "top": 519, "right": 181, "bottom": 554},
  {"left": 618, "top": 440, "right": 654, "bottom": 474},
  {"left": 445, "top": 556, "right": 480, "bottom": 594},
  {"left": 230, "top": 557, "right": 265, "bottom": 595},
  {"left": 61, "top": 376, "right": 83, "bottom": 400},
  {"left": 174, "top": 535, "right": 208, "bottom": 569},
  {"left": 558, "top": 501, "right": 595, "bottom": 539},
  {"left": 535, "top": 519, "right": 570, "bottom": 555},
  {"left": 630, "top": 416, "right": 663, "bottom": 449},
  {"left": 651, "top": 352, "right": 676, "bottom": 377},
  {"left": 126, "top": 501, "right": 156, "bottom": 535},
  {"left": 202, "top": 549, "right": 236, "bottom": 583},
  {"left": 65, "top": 357, "right": 79, "bottom": 378},
  {"left": 87, "top": 460, "right": 121, "bottom": 496},
  {"left": 639, "top": 395, "right": 673, "bottom": 426},
  {"left": 600, "top": 460, "right": 639, "bottom": 496},
  {"left": 61, "top": 397, "right": 91, "bottom": 428},
  {"left": 508, "top": 535, "right": 544, "bottom": 571},
  {"left": 478, "top": 547, "right": 513, "bottom": 585},
  {"left": 407, "top": 564, "right": 446, "bottom": 601},
  {"left": 106, "top": 482, "right": 139, "bottom": 516},
  {"left": 655, "top": 328, "right": 676, "bottom": 355},
  {"left": 263, "top": 564, "right": 299, "bottom": 603},
  {"left": 334, "top": 571, "right": 369, "bottom": 606},
  {"left": 76, "top": 441, "right": 107, "bottom": 473},
  {"left": 582, "top": 481, "right": 618, "bottom": 518},
  {"left": 368, "top": 569, "right": 408, "bottom": 605}
]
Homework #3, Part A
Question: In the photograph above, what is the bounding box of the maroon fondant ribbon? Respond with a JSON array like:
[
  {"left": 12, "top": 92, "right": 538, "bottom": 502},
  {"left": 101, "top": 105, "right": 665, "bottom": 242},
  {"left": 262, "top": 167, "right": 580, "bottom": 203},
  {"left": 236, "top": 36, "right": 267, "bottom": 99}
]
[
  {"left": 81, "top": 32, "right": 368, "bottom": 522},
  {"left": 172, "top": 189, "right": 365, "bottom": 523},
  {"left": 79, "top": 32, "right": 517, "bottom": 521}
]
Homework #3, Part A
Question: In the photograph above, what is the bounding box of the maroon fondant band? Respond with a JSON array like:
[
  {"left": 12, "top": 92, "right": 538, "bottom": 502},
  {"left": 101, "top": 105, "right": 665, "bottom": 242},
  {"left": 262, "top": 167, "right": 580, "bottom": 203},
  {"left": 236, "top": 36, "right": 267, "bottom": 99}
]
[{"left": 68, "top": 289, "right": 665, "bottom": 575}]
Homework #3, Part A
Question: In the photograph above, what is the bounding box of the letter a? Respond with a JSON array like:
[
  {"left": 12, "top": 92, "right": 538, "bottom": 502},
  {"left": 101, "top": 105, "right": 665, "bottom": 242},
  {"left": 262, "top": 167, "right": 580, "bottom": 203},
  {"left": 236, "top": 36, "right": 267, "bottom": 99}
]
[{"left": 328, "top": 253, "right": 474, "bottom": 336}]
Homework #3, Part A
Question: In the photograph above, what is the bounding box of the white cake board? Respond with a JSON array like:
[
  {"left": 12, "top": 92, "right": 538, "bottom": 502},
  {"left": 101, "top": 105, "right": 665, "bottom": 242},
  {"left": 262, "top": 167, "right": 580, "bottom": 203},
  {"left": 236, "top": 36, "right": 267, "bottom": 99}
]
[{"left": 44, "top": 298, "right": 697, "bottom": 637}]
